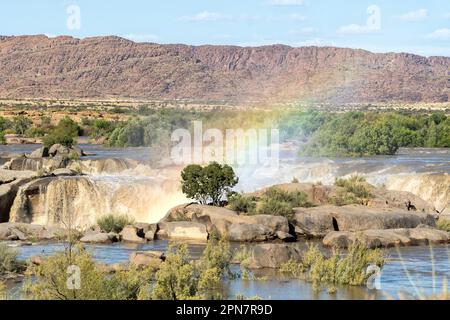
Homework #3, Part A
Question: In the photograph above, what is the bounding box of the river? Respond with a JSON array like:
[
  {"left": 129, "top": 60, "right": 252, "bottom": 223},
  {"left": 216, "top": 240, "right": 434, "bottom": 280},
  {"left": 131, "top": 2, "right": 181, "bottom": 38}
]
[{"left": 1, "top": 144, "right": 449, "bottom": 300}]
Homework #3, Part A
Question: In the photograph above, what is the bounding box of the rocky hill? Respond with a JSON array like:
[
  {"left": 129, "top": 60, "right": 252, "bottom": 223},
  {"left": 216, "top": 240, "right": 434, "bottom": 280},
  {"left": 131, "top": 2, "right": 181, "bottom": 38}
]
[{"left": 0, "top": 35, "right": 449, "bottom": 103}]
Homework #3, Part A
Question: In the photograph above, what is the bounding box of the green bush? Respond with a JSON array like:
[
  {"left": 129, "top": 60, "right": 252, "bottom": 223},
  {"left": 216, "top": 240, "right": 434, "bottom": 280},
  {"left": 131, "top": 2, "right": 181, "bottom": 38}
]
[
  {"left": 25, "top": 127, "right": 46, "bottom": 138},
  {"left": 228, "top": 194, "right": 256, "bottom": 213},
  {"left": 257, "top": 198, "right": 295, "bottom": 220},
  {"left": 43, "top": 117, "right": 80, "bottom": 148},
  {"left": 43, "top": 131, "right": 74, "bottom": 148},
  {"left": 280, "top": 241, "right": 385, "bottom": 290},
  {"left": 12, "top": 116, "right": 32, "bottom": 135},
  {"left": 334, "top": 176, "right": 372, "bottom": 199},
  {"left": 25, "top": 245, "right": 154, "bottom": 300},
  {"left": 263, "top": 187, "right": 313, "bottom": 208},
  {"left": 152, "top": 238, "right": 233, "bottom": 300},
  {"left": 0, "top": 244, "right": 18, "bottom": 276},
  {"left": 97, "top": 214, "right": 135, "bottom": 233}
]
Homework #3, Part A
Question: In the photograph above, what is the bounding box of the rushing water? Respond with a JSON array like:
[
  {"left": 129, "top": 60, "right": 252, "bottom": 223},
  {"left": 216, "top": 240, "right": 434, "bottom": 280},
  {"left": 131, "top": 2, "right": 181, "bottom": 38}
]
[{"left": 6, "top": 241, "right": 450, "bottom": 300}]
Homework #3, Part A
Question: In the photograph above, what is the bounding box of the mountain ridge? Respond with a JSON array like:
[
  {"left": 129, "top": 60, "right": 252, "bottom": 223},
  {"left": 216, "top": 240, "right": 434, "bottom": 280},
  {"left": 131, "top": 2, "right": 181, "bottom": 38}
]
[{"left": 0, "top": 35, "right": 448, "bottom": 103}]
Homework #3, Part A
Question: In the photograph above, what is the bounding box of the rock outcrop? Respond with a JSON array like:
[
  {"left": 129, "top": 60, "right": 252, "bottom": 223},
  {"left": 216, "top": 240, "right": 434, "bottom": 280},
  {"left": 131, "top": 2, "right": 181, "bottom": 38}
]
[
  {"left": 120, "top": 225, "right": 147, "bottom": 243},
  {"left": 386, "top": 173, "right": 450, "bottom": 213},
  {"left": 323, "top": 226, "right": 450, "bottom": 249},
  {"left": 0, "top": 222, "right": 67, "bottom": 241},
  {"left": 157, "top": 221, "right": 208, "bottom": 241},
  {"left": 0, "top": 170, "right": 38, "bottom": 222},
  {"left": 164, "top": 204, "right": 291, "bottom": 241},
  {"left": 293, "top": 205, "right": 435, "bottom": 238}
]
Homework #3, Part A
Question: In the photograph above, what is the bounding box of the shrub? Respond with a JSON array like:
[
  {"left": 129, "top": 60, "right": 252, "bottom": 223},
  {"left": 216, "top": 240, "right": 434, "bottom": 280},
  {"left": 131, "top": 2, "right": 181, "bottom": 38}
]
[
  {"left": 257, "top": 198, "right": 294, "bottom": 220},
  {"left": 291, "top": 177, "right": 299, "bottom": 183},
  {"left": 437, "top": 220, "right": 450, "bottom": 232},
  {"left": 97, "top": 214, "right": 135, "bottom": 233},
  {"left": 43, "top": 117, "right": 80, "bottom": 148},
  {"left": 43, "top": 130, "right": 75, "bottom": 148},
  {"left": 152, "top": 243, "right": 198, "bottom": 300},
  {"left": 25, "top": 127, "right": 46, "bottom": 138},
  {"left": 12, "top": 116, "right": 32, "bottom": 135},
  {"left": 25, "top": 245, "right": 109, "bottom": 300},
  {"left": 0, "top": 244, "right": 18, "bottom": 276},
  {"left": 153, "top": 238, "right": 233, "bottom": 300},
  {"left": 25, "top": 245, "right": 154, "bottom": 300},
  {"left": 228, "top": 194, "right": 256, "bottom": 214},
  {"left": 280, "top": 241, "right": 385, "bottom": 291},
  {"left": 197, "top": 237, "right": 232, "bottom": 299},
  {"left": 328, "top": 190, "right": 360, "bottom": 206},
  {"left": 334, "top": 176, "right": 372, "bottom": 199},
  {"left": 181, "top": 162, "right": 239, "bottom": 206},
  {"left": 255, "top": 187, "right": 313, "bottom": 220},
  {"left": 263, "top": 187, "right": 313, "bottom": 208}
]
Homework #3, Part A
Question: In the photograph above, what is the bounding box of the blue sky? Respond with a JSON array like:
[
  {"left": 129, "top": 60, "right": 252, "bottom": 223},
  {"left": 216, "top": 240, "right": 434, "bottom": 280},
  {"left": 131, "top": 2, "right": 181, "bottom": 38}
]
[{"left": 1, "top": 0, "right": 449, "bottom": 56}]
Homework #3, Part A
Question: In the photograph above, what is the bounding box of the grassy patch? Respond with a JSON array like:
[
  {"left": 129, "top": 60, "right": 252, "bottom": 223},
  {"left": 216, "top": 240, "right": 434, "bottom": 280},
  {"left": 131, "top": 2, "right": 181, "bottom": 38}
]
[
  {"left": 437, "top": 220, "right": 450, "bottom": 232},
  {"left": 253, "top": 187, "right": 314, "bottom": 221},
  {"left": 97, "top": 214, "right": 136, "bottom": 234},
  {"left": 330, "top": 175, "right": 373, "bottom": 206}
]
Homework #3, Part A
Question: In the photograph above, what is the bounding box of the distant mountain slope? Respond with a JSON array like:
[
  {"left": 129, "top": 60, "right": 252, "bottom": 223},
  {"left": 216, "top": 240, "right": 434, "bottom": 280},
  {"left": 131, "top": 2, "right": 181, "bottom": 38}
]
[{"left": 0, "top": 35, "right": 448, "bottom": 103}]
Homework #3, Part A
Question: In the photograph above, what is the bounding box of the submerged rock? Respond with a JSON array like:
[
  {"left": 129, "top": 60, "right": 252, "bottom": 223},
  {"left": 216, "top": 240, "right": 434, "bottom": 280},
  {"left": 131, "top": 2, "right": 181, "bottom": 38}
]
[
  {"left": 247, "top": 244, "right": 302, "bottom": 269},
  {"left": 129, "top": 251, "right": 165, "bottom": 268},
  {"left": 80, "top": 232, "right": 119, "bottom": 244}
]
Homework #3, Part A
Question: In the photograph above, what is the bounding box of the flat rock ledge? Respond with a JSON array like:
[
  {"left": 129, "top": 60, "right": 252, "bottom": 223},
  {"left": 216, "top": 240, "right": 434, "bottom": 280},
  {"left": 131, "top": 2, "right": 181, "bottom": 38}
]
[
  {"left": 323, "top": 226, "right": 450, "bottom": 249},
  {"left": 294, "top": 205, "right": 436, "bottom": 238}
]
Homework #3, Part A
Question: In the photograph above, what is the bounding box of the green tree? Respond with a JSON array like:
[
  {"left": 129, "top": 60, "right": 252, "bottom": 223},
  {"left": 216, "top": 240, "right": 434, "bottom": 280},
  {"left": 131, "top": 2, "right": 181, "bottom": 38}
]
[
  {"left": 181, "top": 162, "right": 239, "bottom": 206},
  {"left": 12, "top": 116, "right": 32, "bottom": 135},
  {"left": 43, "top": 117, "right": 80, "bottom": 148}
]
